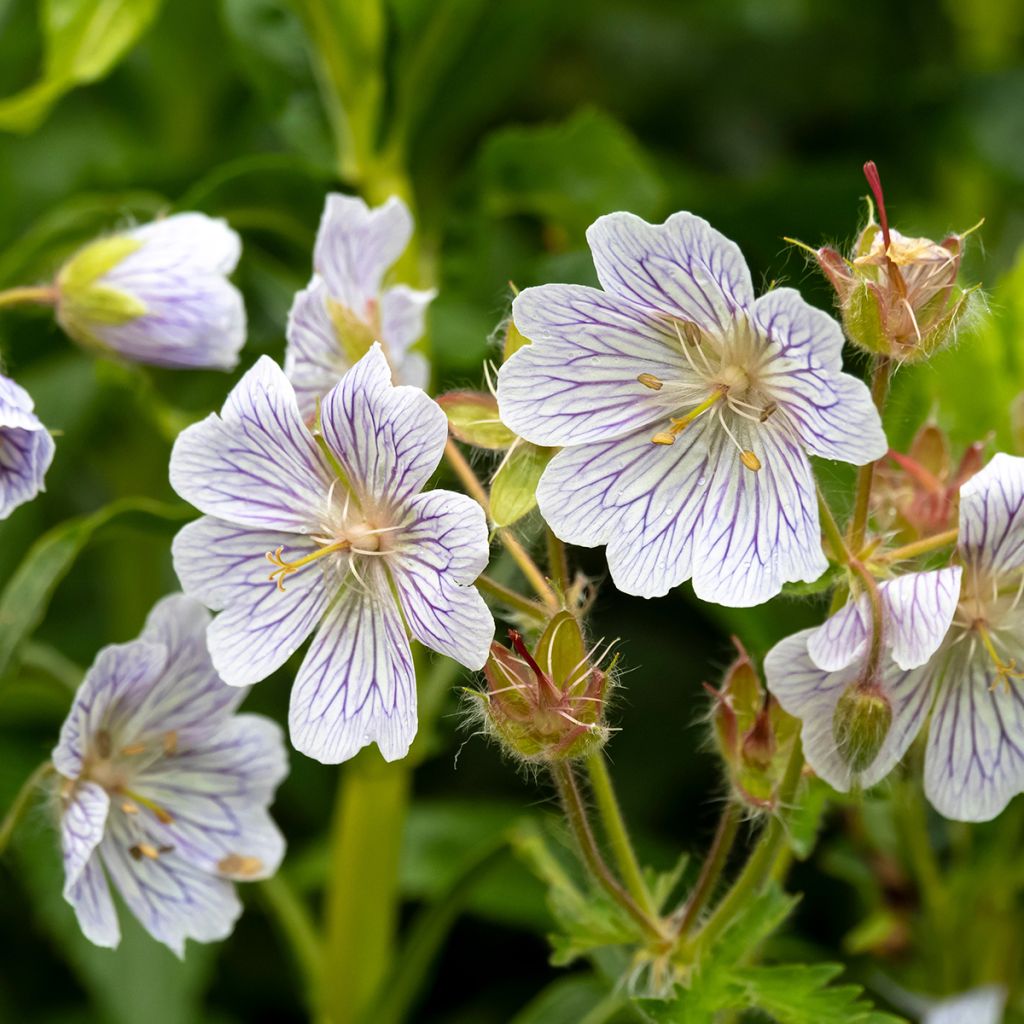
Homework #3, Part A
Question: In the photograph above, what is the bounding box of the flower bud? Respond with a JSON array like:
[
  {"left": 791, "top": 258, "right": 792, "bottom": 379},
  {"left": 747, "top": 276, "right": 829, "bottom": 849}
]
[
  {"left": 808, "top": 162, "right": 981, "bottom": 363},
  {"left": 437, "top": 390, "right": 518, "bottom": 450},
  {"left": 832, "top": 677, "right": 892, "bottom": 773},
  {"left": 56, "top": 213, "right": 245, "bottom": 370},
  {"left": 475, "top": 612, "right": 612, "bottom": 764}
]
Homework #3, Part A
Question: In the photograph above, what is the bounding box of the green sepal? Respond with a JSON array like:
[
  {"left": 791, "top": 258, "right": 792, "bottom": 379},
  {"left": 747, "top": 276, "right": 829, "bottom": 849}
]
[
  {"left": 58, "top": 235, "right": 142, "bottom": 291},
  {"left": 327, "top": 297, "right": 377, "bottom": 365},
  {"left": 489, "top": 442, "right": 556, "bottom": 527},
  {"left": 503, "top": 318, "right": 531, "bottom": 361},
  {"left": 437, "top": 390, "right": 517, "bottom": 450},
  {"left": 841, "top": 280, "right": 890, "bottom": 356},
  {"left": 534, "top": 611, "right": 585, "bottom": 685}
]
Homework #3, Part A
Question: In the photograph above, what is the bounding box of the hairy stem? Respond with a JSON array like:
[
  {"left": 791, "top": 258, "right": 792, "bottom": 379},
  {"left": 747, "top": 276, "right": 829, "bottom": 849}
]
[
  {"left": 475, "top": 574, "right": 550, "bottom": 623},
  {"left": 0, "top": 761, "right": 53, "bottom": 856},
  {"left": 876, "top": 528, "right": 959, "bottom": 565},
  {"left": 848, "top": 357, "right": 892, "bottom": 553},
  {"left": 546, "top": 527, "right": 571, "bottom": 596},
  {"left": 675, "top": 801, "right": 741, "bottom": 935},
  {"left": 817, "top": 485, "right": 852, "bottom": 565},
  {"left": 0, "top": 285, "right": 57, "bottom": 310},
  {"left": 585, "top": 753, "right": 657, "bottom": 917}
]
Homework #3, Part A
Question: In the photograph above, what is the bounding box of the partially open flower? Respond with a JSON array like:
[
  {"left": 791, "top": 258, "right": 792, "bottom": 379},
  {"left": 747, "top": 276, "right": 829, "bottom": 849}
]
[
  {"left": 808, "top": 162, "right": 981, "bottom": 363},
  {"left": 475, "top": 612, "right": 612, "bottom": 764}
]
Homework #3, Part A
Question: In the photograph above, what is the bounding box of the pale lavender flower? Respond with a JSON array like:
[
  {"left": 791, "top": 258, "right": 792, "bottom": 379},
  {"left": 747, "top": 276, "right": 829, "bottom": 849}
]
[
  {"left": 0, "top": 372, "right": 55, "bottom": 519},
  {"left": 56, "top": 213, "right": 246, "bottom": 370},
  {"left": 169, "top": 345, "right": 492, "bottom": 764},
  {"left": 767, "top": 454, "right": 1024, "bottom": 820},
  {"left": 496, "top": 212, "right": 887, "bottom": 606},
  {"left": 924, "top": 987, "right": 1005, "bottom": 1024},
  {"left": 285, "top": 194, "right": 434, "bottom": 420},
  {"left": 765, "top": 568, "right": 962, "bottom": 793},
  {"left": 54, "top": 594, "right": 286, "bottom": 956}
]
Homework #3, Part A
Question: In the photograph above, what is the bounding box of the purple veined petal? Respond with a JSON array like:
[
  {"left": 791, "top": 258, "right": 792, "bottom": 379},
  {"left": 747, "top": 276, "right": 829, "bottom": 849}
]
[
  {"left": 61, "top": 781, "right": 110, "bottom": 892},
  {"left": 52, "top": 641, "right": 169, "bottom": 778},
  {"left": 289, "top": 565, "right": 416, "bottom": 764},
  {"left": 313, "top": 193, "right": 412, "bottom": 310},
  {"left": 690, "top": 421, "right": 826, "bottom": 607},
  {"left": 753, "top": 288, "right": 887, "bottom": 465},
  {"left": 173, "top": 516, "right": 330, "bottom": 688},
  {"left": 806, "top": 596, "right": 870, "bottom": 673},
  {"left": 536, "top": 416, "right": 714, "bottom": 599},
  {"left": 388, "top": 490, "right": 493, "bottom": 669},
  {"left": 924, "top": 986, "right": 1007, "bottom": 1024},
  {"left": 133, "top": 714, "right": 287, "bottom": 879},
  {"left": 124, "top": 212, "right": 242, "bottom": 276},
  {"left": 497, "top": 284, "right": 690, "bottom": 447},
  {"left": 285, "top": 277, "right": 350, "bottom": 422},
  {"left": 379, "top": 283, "right": 435, "bottom": 360},
  {"left": 765, "top": 630, "right": 933, "bottom": 792},
  {"left": 0, "top": 374, "right": 55, "bottom": 520},
  {"left": 319, "top": 344, "right": 448, "bottom": 511},
  {"left": 99, "top": 815, "right": 241, "bottom": 957},
  {"left": 924, "top": 640, "right": 1024, "bottom": 822},
  {"left": 66, "top": 856, "right": 120, "bottom": 949},
  {"left": 958, "top": 453, "right": 1024, "bottom": 577},
  {"left": 586, "top": 211, "right": 754, "bottom": 335},
  {"left": 170, "top": 356, "right": 333, "bottom": 532}
]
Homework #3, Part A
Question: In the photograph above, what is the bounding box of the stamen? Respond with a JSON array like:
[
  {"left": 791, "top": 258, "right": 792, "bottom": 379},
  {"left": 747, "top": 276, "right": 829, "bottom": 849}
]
[
  {"left": 759, "top": 402, "right": 778, "bottom": 422},
  {"left": 716, "top": 408, "right": 761, "bottom": 471},
  {"left": 637, "top": 373, "right": 664, "bottom": 391},
  {"left": 672, "top": 319, "right": 716, "bottom": 376},
  {"left": 123, "top": 789, "right": 174, "bottom": 824},
  {"left": 650, "top": 389, "right": 725, "bottom": 446},
  {"left": 218, "top": 853, "right": 265, "bottom": 877},
  {"left": 95, "top": 730, "right": 112, "bottom": 759},
  {"left": 130, "top": 843, "right": 161, "bottom": 861},
  {"left": 121, "top": 802, "right": 139, "bottom": 814},
  {"left": 162, "top": 731, "right": 178, "bottom": 756},
  {"left": 266, "top": 539, "right": 351, "bottom": 591},
  {"left": 977, "top": 623, "right": 1024, "bottom": 692},
  {"left": 120, "top": 742, "right": 147, "bottom": 756}
]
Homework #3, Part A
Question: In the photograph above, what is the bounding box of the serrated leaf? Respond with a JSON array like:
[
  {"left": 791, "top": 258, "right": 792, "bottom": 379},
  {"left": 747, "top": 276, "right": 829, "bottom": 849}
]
[
  {"left": 490, "top": 442, "right": 556, "bottom": 527},
  {"left": 438, "top": 390, "right": 517, "bottom": 450}
]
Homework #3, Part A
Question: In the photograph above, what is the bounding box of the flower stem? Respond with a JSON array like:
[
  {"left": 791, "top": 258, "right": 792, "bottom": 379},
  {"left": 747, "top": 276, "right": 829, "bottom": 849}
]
[
  {"left": 695, "top": 737, "right": 804, "bottom": 951},
  {"left": 0, "top": 761, "right": 53, "bottom": 856},
  {"left": 259, "top": 874, "right": 324, "bottom": 1018},
  {"left": 674, "top": 801, "right": 741, "bottom": 935},
  {"left": 0, "top": 285, "right": 57, "bottom": 310},
  {"left": 476, "top": 574, "right": 550, "bottom": 623},
  {"left": 816, "top": 485, "right": 852, "bottom": 565},
  {"left": 546, "top": 527, "right": 571, "bottom": 596},
  {"left": 876, "top": 528, "right": 959, "bottom": 565},
  {"left": 585, "top": 752, "right": 657, "bottom": 917},
  {"left": 848, "top": 357, "right": 892, "bottom": 553},
  {"left": 444, "top": 439, "right": 558, "bottom": 610},
  {"left": 551, "top": 762, "right": 668, "bottom": 945}
]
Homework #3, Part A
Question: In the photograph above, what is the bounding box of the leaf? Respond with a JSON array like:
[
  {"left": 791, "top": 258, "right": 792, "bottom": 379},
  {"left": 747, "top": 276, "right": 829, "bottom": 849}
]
[
  {"left": 0, "top": 498, "right": 192, "bottom": 686},
  {"left": 0, "top": 0, "right": 164, "bottom": 133},
  {"left": 478, "top": 107, "right": 665, "bottom": 239},
  {"left": 510, "top": 974, "right": 627, "bottom": 1024},
  {"left": 437, "top": 390, "right": 518, "bottom": 450},
  {"left": 490, "top": 442, "right": 556, "bottom": 527}
]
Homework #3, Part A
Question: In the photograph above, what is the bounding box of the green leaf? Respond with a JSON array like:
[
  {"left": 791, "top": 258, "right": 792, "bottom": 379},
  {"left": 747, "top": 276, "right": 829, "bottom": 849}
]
[
  {"left": 489, "top": 442, "right": 556, "bottom": 527},
  {"left": 437, "top": 390, "right": 517, "bottom": 450},
  {"left": 478, "top": 107, "right": 665, "bottom": 239},
  {"left": 0, "top": 498, "right": 192, "bottom": 686},
  {"left": 0, "top": 0, "right": 164, "bottom": 133},
  {"left": 510, "top": 974, "right": 627, "bottom": 1024}
]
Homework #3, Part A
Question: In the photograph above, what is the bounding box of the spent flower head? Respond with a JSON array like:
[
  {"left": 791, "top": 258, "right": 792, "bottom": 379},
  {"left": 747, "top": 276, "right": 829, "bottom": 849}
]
[
  {"left": 0, "top": 372, "right": 55, "bottom": 519},
  {"left": 53, "top": 594, "right": 287, "bottom": 955},
  {"left": 56, "top": 213, "right": 246, "bottom": 370}
]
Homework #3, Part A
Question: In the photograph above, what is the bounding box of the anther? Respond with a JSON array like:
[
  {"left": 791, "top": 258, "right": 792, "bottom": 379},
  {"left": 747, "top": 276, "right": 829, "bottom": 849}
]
[
  {"left": 130, "top": 843, "right": 161, "bottom": 861},
  {"left": 162, "top": 731, "right": 178, "bottom": 756},
  {"left": 637, "top": 373, "right": 663, "bottom": 391},
  {"left": 121, "top": 802, "right": 139, "bottom": 814},
  {"left": 759, "top": 402, "right": 777, "bottom": 423},
  {"left": 649, "top": 389, "right": 726, "bottom": 447},
  {"left": 741, "top": 451, "right": 762, "bottom": 472},
  {"left": 121, "top": 742, "right": 147, "bottom": 756},
  {"left": 95, "top": 730, "right": 112, "bottom": 759},
  {"left": 651, "top": 432, "right": 676, "bottom": 446}
]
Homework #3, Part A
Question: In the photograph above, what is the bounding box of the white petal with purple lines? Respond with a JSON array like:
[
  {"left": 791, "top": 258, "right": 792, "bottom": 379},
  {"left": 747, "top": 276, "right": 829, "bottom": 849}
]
[
  {"left": 285, "top": 277, "right": 348, "bottom": 421},
  {"left": 380, "top": 283, "right": 435, "bottom": 359},
  {"left": 0, "top": 373, "right": 55, "bottom": 520},
  {"left": 958, "top": 453, "right": 1024, "bottom": 576},
  {"left": 62, "top": 782, "right": 109, "bottom": 891}
]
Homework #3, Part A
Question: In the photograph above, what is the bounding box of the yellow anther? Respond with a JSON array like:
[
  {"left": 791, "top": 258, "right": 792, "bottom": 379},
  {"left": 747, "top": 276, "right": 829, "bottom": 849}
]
[
  {"left": 637, "top": 373, "right": 664, "bottom": 391},
  {"left": 120, "top": 742, "right": 147, "bottom": 756},
  {"left": 759, "top": 402, "right": 778, "bottom": 423},
  {"left": 741, "top": 450, "right": 762, "bottom": 472},
  {"left": 131, "top": 842, "right": 161, "bottom": 861},
  {"left": 121, "top": 802, "right": 139, "bottom": 815},
  {"left": 163, "top": 731, "right": 178, "bottom": 756},
  {"left": 651, "top": 432, "right": 676, "bottom": 445},
  {"left": 218, "top": 853, "right": 265, "bottom": 878},
  {"left": 266, "top": 539, "right": 351, "bottom": 592}
]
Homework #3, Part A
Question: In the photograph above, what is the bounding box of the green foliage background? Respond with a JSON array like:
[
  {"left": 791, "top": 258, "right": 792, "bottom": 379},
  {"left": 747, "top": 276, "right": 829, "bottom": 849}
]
[{"left": 0, "top": 0, "right": 1022, "bottom": 1021}]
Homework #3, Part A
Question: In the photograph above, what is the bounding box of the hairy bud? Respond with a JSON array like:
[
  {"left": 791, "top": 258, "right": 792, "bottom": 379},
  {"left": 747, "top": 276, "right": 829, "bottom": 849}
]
[{"left": 832, "top": 678, "right": 892, "bottom": 773}]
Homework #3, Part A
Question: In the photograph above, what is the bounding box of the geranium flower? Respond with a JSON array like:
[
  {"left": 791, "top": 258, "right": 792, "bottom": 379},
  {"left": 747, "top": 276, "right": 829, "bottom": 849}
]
[
  {"left": 767, "top": 452, "right": 1024, "bottom": 821},
  {"left": 170, "top": 345, "right": 493, "bottom": 763},
  {"left": 54, "top": 594, "right": 287, "bottom": 955},
  {"left": 0, "top": 372, "right": 55, "bottom": 519},
  {"left": 496, "top": 211, "right": 887, "bottom": 605},
  {"left": 285, "top": 194, "right": 434, "bottom": 419},
  {"left": 55, "top": 213, "right": 246, "bottom": 370}
]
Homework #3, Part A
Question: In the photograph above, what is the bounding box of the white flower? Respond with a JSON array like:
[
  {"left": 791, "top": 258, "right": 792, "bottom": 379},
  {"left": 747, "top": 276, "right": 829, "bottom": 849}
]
[
  {"left": 54, "top": 594, "right": 287, "bottom": 955},
  {"left": 0, "top": 372, "right": 54, "bottom": 519},
  {"left": 496, "top": 211, "right": 887, "bottom": 606},
  {"left": 285, "top": 194, "right": 434, "bottom": 419}
]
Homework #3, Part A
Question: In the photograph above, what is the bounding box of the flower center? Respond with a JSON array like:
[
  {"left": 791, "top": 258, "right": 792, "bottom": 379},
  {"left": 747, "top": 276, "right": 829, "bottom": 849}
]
[
  {"left": 953, "top": 567, "right": 1024, "bottom": 692},
  {"left": 79, "top": 728, "right": 178, "bottom": 824}
]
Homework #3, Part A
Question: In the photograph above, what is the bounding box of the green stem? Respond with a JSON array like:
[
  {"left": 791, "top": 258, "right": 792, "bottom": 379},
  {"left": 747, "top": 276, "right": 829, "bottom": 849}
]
[
  {"left": 546, "top": 527, "right": 571, "bottom": 597},
  {"left": 551, "top": 763, "right": 667, "bottom": 945},
  {"left": 0, "top": 761, "right": 53, "bottom": 856},
  {"left": 260, "top": 874, "right": 324, "bottom": 1019},
  {"left": 675, "top": 802, "right": 741, "bottom": 935},
  {"left": 476, "top": 574, "right": 550, "bottom": 623},
  {"left": 876, "top": 528, "right": 959, "bottom": 565},
  {"left": 816, "top": 485, "right": 851, "bottom": 566},
  {"left": 585, "top": 753, "right": 657, "bottom": 917},
  {"left": 695, "top": 738, "right": 804, "bottom": 951},
  {"left": 0, "top": 285, "right": 56, "bottom": 310},
  {"left": 847, "top": 357, "right": 892, "bottom": 554}
]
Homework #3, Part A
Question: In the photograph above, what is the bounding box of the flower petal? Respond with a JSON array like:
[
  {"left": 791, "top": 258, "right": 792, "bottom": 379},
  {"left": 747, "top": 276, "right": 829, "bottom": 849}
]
[
  {"left": 66, "top": 856, "right": 120, "bottom": 949},
  {"left": 536, "top": 418, "right": 713, "bottom": 599},
  {"left": 170, "top": 356, "right": 332, "bottom": 532},
  {"left": 924, "top": 643, "right": 1024, "bottom": 822},
  {"left": 285, "top": 278, "right": 348, "bottom": 421},
  {"left": 314, "top": 194, "right": 411, "bottom": 309},
  {"left": 586, "top": 211, "right": 754, "bottom": 335},
  {"left": 690, "top": 423, "right": 826, "bottom": 607},
  {"left": 62, "top": 781, "right": 109, "bottom": 891},
  {"left": 388, "top": 490, "right": 493, "bottom": 668},
  {"left": 289, "top": 568, "right": 416, "bottom": 764},
  {"left": 0, "top": 374, "right": 55, "bottom": 520},
  {"left": 753, "top": 288, "right": 887, "bottom": 464},
  {"left": 319, "top": 343, "right": 447, "bottom": 510},
  {"left": 958, "top": 453, "right": 1024, "bottom": 577},
  {"left": 379, "top": 283, "right": 435, "bottom": 359},
  {"left": 126, "top": 212, "right": 242, "bottom": 275},
  {"left": 765, "top": 630, "right": 933, "bottom": 792},
  {"left": 173, "top": 516, "right": 329, "bottom": 688},
  {"left": 497, "top": 284, "right": 688, "bottom": 446}
]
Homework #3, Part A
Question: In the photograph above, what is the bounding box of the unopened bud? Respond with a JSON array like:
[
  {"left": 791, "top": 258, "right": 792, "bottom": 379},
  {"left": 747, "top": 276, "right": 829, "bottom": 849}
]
[
  {"left": 740, "top": 704, "right": 776, "bottom": 771},
  {"left": 833, "top": 679, "right": 892, "bottom": 773}
]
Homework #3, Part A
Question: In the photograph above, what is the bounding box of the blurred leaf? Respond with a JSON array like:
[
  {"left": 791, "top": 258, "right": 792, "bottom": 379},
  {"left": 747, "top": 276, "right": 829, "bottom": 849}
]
[
  {"left": 478, "top": 108, "right": 666, "bottom": 239},
  {"left": 0, "top": 498, "right": 191, "bottom": 686},
  {"left": 490, "top": 442, "right": 556, "bottom": 527},
  {"left": 0, "top": 0, "right": 163, "bottom": 133},
  {"left": 787, "top": 776, "right": 832, "bottom": 861},
  {"left": 510, "top": 974, "right": 628, "bottom": 1024}
]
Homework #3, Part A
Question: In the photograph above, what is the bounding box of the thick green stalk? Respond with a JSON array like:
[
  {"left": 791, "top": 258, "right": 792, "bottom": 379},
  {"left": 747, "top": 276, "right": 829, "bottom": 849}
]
[{"left": 847, "top": 357, "right": 892, "bottom": 553}]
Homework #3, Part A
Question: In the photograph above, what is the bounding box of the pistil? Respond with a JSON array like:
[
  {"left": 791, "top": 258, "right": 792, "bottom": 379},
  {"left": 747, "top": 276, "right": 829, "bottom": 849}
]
[
  {"left": 266, "top": 539, "right": 352, "bottom": 591},
  {"left": 651, "top": 389, "right": 726, "bottom": 445}
]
